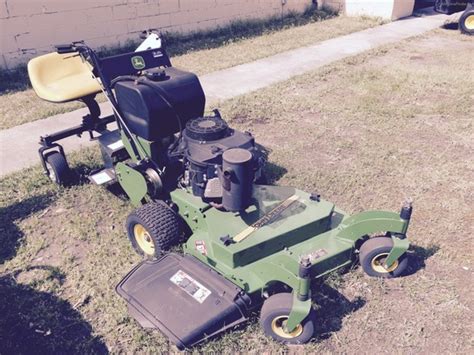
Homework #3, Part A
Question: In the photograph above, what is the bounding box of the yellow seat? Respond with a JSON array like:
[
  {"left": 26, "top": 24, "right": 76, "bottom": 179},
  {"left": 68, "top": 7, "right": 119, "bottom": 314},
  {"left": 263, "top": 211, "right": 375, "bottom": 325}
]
[{"left": 28, "top": 52, "right": 102, "bottom": 103}]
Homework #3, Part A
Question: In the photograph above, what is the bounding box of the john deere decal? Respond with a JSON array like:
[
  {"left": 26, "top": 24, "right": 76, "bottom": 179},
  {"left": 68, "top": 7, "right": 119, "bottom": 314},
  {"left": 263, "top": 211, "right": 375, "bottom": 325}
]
[{"left": 131, "top": 56, "right": 145, "bottom": 70}]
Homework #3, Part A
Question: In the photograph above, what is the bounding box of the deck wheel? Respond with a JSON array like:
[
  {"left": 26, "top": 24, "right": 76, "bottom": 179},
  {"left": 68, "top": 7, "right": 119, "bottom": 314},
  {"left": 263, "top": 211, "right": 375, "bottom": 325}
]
[
  {"left": 359, "top": 237, "right": 408, "bottom": 278},
  {"left": 260, "top": 293, "right": 315, "bottom": 344},
  {"left": 459, "top": 9, "right": 474, "bottom": 35}
]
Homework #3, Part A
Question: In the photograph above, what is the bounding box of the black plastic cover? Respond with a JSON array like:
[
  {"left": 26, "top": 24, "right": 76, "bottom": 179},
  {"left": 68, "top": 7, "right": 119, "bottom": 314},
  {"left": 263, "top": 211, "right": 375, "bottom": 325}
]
[
  {"left": 115, "top": 67, "right": 205, "bottom": 141},
  {"left": 116, "top": 253, "right": 249, "bottom": 349},
  {"left": 185, "top": 116, "right": 229, "bottom": 141},
  {"left": 184, "top": 127, "right": 260, "bottom": 197}
]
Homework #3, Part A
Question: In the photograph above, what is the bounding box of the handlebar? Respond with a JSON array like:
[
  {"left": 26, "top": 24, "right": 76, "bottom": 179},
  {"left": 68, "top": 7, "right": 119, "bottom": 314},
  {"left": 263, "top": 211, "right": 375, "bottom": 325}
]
[
  {"left": 54, "top": 41, "right": 89, "bottom": 55},
  {"left": 55, "top": 44, "right": 76, "bottom": 54}
]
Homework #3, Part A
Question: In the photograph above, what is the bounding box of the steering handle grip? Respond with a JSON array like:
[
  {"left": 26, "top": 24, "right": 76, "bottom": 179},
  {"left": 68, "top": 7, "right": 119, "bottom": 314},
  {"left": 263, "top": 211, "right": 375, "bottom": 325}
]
[{"left": 55, "top": 44, "right": 76, "bottom": 54}]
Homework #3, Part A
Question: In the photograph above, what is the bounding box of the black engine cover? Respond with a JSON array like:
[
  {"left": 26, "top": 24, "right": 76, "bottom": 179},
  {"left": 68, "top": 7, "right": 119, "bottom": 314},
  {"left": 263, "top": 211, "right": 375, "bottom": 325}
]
[
  {"left": 115, "top": 67, "right": 205, "bottom": 141},
  {"left": 185, "top": 116, "right": 229, "bottom": 141},
  {"left": 182, "top": 116, "right": 263, "bottom": 197}
]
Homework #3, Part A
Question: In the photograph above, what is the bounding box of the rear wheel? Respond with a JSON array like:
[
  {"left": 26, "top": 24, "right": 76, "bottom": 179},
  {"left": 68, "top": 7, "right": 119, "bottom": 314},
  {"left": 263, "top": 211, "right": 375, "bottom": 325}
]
[
  {"left": 44, "top": 151, "right": 73, "bottom": 186},
  {"left": 126, "top": 201, "right": 180, "bottom": 258},
  {"left": 459, "top": 9, "right": 474, "bottom": 35},
  {"left": 260, "top": 293, "right": 315, "bottom": 344},
  {"left": 359, "top": 237, "right": 408, "bottom": 278}
]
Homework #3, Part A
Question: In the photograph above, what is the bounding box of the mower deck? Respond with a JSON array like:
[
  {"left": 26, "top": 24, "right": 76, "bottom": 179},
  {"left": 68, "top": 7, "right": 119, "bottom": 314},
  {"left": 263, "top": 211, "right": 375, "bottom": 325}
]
[{"left": 169, "top": 185, "right": 354, "bottom": 294}]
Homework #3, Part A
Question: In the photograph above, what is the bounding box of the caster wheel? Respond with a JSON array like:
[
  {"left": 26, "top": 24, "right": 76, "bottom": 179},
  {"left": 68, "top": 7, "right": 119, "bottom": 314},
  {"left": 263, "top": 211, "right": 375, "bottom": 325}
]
[
  {"left": 44, "top": 151, "right": 73, "bottom": 186},
  {"left": 459, "top": 9, "right": 474, "bottom": 35},
  {"left": 260, "top": 293, "right": 315, "bottom": 344},
  {"left": 125, "top": 201, "right": 181, "bottom": 258},
  {"left": 359, "top": 237, "right": 408, "bottom": 278}
]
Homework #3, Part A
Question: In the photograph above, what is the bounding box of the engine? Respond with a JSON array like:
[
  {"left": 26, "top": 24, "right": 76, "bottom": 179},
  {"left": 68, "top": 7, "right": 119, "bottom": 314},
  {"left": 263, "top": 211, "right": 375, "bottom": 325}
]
[
  {"left": 114, "top": 66, "right": 265, "bottom": 211},
  {"left": 180, "top": 113, "right": 266, "bottom": 210}
]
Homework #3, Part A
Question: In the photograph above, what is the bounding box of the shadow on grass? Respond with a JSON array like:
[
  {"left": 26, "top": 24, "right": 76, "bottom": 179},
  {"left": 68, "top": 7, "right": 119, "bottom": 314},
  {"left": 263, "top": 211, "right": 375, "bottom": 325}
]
[
  {"left": 0, "top": 196, "right": 108, "bottom": 352},
  {"left": 261, "top": 161, "right": 288, "bottom": 184},
  {"left": 204, "top": 282, "right": 365, "bottom": 348},
  {"left": 442, "top": 22, "right": 460, "bottom": 30},
  {"left": 0, "top": 194, "right": 56, "bottom": 264},
  {"left": 404, "top": 243, "right": 440, "bottom": 276},
  {"left": 0, "top": 268, "right": 107, "bottom": 354},
  {"left": 256, "top": 143, "right": 288, "bottom": 184},
  {"left": 311, "top": 282, "right": 366, "bottom": 341}
]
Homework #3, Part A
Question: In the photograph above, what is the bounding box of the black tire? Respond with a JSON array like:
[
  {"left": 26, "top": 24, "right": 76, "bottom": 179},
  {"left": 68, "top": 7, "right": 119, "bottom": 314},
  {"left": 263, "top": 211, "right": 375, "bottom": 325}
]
[
  {"left": 359, "top": 237, "right": 408, "bottom": 278},
  {"left": 459, "top": 9, "right": 474, "bottom": 35},
  {"left": 126, "top": 201, "right": 180, "bottom": 258},
  {"left": 260, "top": 293, "right": 315, "bottom": 344},
  {"left": 44, "top": 151, "right": 72, "bottom": 186}
]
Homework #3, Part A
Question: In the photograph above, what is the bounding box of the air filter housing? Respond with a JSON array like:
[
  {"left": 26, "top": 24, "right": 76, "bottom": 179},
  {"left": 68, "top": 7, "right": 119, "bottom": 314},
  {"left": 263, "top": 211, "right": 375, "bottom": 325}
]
[{"left": 182, "top": 116, "right": 264, "bottom": 198}]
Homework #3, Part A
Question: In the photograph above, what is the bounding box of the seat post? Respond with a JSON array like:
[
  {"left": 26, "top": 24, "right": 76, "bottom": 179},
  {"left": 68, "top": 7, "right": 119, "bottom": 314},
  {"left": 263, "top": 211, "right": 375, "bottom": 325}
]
[{"left": 81, "top": 94, "right": 101, "bottom": 120}]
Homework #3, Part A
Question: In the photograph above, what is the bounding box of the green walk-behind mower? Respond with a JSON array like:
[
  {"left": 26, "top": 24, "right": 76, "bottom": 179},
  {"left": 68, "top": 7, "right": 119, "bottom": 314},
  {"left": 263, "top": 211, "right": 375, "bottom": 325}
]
[{"left": 28, "top": 33, "right": 414, "bottom": 349}]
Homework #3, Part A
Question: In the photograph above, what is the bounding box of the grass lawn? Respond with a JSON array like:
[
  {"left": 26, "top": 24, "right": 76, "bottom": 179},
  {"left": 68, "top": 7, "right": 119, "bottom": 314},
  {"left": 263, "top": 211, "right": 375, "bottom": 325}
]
[
  {"left": 0, "top": 15, "right": 384, "bottom": 130},
  {"left": 1, "top": 28, "right": 473, "bottom": 353}
]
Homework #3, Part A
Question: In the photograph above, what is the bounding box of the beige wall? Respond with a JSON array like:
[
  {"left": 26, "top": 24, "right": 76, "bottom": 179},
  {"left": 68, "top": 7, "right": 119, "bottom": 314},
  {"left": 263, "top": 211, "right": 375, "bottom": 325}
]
[
  {"left": 320, "top": 0, "right": 345, "bottom": 12},
  {"left": 0, "top": 0, "right": 311, "bottom": 69},
  {"left": 321, "top": 0, "right": 415, "bottom": 20}
]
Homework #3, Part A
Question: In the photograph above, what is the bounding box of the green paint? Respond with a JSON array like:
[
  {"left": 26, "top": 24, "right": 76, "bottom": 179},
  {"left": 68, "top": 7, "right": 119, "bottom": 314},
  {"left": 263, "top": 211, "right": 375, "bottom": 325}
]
[
  {"left": 385, "top": 235, "right": 409, "bottom": 267},
  {"left": 120, "top": 131, "right": 155, "bottom": 163},
  {"left": 336, "top": 210, "right": 408, "bottom": 243},
  {"left": 286, "top": 292, "right": 312, "bottom": 332},
  {"left": 297, "top": 277, "right": 310, "bottom": 300},
  {"left": 115, "top": 162, "right": 147, "bottom": 206}
]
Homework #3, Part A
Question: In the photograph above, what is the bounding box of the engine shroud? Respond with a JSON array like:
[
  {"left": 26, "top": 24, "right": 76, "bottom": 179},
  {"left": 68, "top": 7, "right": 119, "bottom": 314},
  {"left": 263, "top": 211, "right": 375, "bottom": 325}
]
[{"left": 182, "top": 116, "right": 264, "bottom": 198}]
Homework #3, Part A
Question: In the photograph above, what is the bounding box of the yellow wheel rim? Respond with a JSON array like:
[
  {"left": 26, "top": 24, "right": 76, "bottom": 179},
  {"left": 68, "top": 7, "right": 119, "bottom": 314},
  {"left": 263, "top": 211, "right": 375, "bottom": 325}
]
[
  {"left": 134, "top": 224, "right": 155, "bottom": 256},
  {"left": 465, "top": 15, "right": 474, "bottom": 30},
  {"left": 271, "top": 316, "right": 303, "bottom": 339},
  {"left": 371, "top": 253, "right": 399, "bottom": 273}
]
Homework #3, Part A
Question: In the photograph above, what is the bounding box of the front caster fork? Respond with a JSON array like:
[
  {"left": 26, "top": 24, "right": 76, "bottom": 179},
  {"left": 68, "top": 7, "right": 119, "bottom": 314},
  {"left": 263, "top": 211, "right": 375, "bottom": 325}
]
[
  {"left": 286, "top": 258, "right": 313, "bottom": 333},
  {"left": 38, "top": 142, "right": 67, "bottom": 177},
  {"left": 385, "top": 200, "right": 413, "bottom": 268}
]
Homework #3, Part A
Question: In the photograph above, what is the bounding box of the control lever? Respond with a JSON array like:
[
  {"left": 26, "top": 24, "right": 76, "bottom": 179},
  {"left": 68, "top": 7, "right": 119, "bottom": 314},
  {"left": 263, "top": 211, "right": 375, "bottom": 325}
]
[
  {"left": 55, "top": 41, "right": 86, "bottom": 54},
  {"left": 55, "top": 44, "right": 75, "bottom": 54}
]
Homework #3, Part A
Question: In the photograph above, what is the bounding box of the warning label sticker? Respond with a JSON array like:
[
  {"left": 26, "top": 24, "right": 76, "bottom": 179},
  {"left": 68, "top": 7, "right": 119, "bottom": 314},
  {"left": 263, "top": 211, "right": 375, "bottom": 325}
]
[
  {"left": 170, "top": 270, "right": 211, "bottom": 304},
  {"left": 195, "top": 240, "right": 208, "bottom": 256}
]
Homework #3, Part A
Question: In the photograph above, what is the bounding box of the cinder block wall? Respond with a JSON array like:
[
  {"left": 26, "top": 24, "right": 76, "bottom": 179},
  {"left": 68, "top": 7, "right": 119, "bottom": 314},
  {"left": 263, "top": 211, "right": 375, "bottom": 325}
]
[
  {"left": 0, "top": 0, "right": 311, "bottom": 69},
  {"left": 321, "top": 0, "right": 345, "bottom": 12}
]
